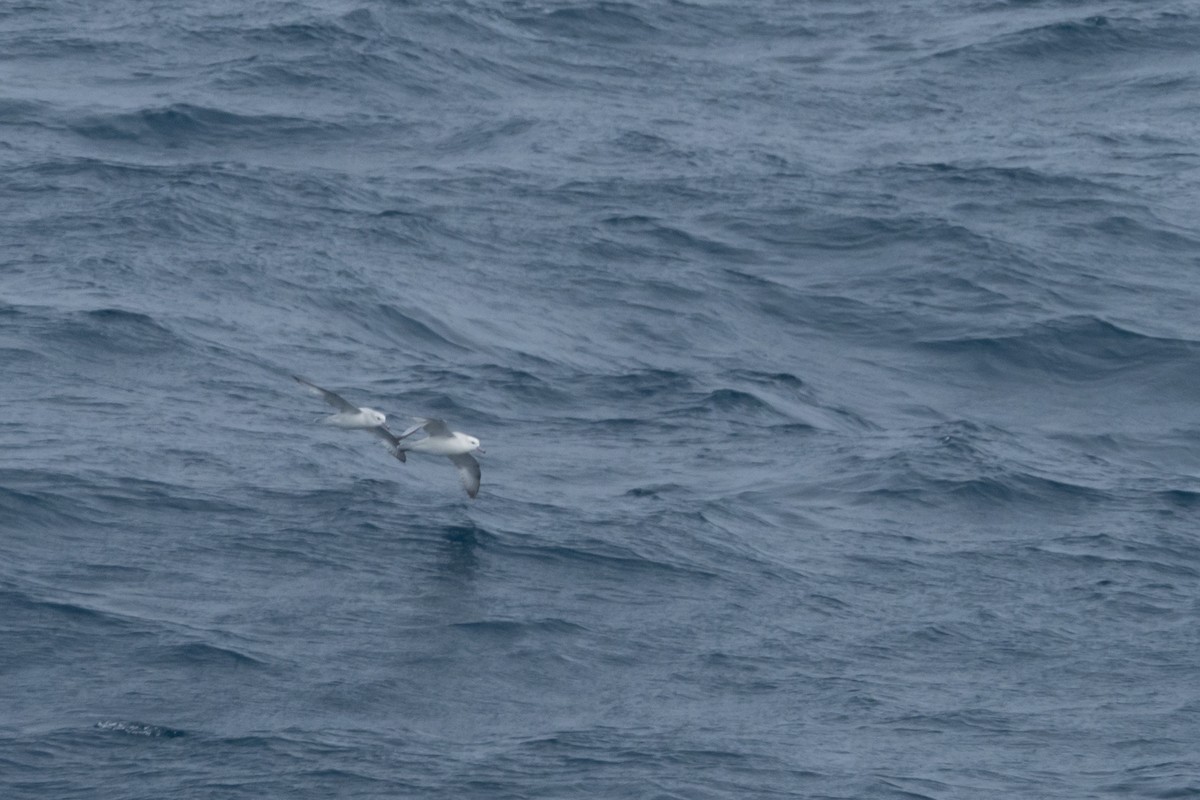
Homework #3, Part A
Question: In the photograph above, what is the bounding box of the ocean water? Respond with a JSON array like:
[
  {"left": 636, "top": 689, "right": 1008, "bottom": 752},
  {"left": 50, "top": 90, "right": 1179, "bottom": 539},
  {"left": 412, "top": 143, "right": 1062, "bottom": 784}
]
[{"left": 3, "top": 1, "right": 1200, "bottom": 797}]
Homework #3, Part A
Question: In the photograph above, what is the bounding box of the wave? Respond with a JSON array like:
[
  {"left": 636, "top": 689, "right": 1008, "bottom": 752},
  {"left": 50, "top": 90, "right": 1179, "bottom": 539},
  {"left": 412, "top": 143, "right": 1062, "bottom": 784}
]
[
  {"left": 95, "top": 720, "right": 187, "bottom": 738},
  {"left": 677, "top": 388, "right": 783, "bottom": 418},
  {"left": 818, "top": 420, "right": 1119, "bottom": 510},
  {"left": 510, "top": 3, "right": 661, "bottom": 44},
  {"left": 585, "top": 213, "right": 757, "bottom": 266},
  {"left": 62, "top": 308, "right": 184, "bottom": 353},
  {"left": 195, "top": 7, "right": 547, "bottom": 101},
  {"left": 157, "top": 641, "right": 265, "bottom": 669},
  {"left": 298, "top": 296, "right": 479, "bottom": 362},
  {"left": 0, "top": 481, "right": 96, "bottom": 533},
  {"left": 1023, "top": 532, "right": 1200, "bottom": 583},
  {"left": 69, "top": 103, "right": 342, "bottom": 149},
  {"left": 496, "top": 536, "right": 721, "bottom": 583},
  {"left": 867, "top": 161, "right": 1124, "bottom": 205},
  {"left": 1087, "top": 214, "right": 1199, "bottom": 255},
  {"left": 449, "top": 618, "right": 588, "bottom": 637},
  {"left": 0, "top": 466, "right": 253, "bottom": 543},
  {"left": 919, "top": 316, "right": 1200, "bottom": 382},
  {"left": 1156, "top": 489, "right": 1200, "bottom": 509},
  {"left": 0, "top": 589, "right": 141, "bottom": 633},
  {"left": 932, "top": 12, "right": 1200, "bottom": 69}
]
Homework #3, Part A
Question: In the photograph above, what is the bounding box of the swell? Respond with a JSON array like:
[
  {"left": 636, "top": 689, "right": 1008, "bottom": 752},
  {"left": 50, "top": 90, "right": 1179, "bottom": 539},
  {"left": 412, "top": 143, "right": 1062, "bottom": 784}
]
[
  {"left": 310, "top": 297, "right": 477, "bottom": 361},
  {"left": 506, "top": 3, "right": 663, "bottom": 45},
  {"left": 94, "top": 721, "right": 187, "bottom": 737},
  {"left": 930, "top": 11, "right": 1200, "bottom": 69},
  {"left": 0, "top": 588, "right": 144, "bottom": 635},
  {"left": 0, "top": 467, "right": 252, "bottom": 535},
  {"left": 919, "top": 316, "right": 1200, "bottom": 383},
  {"left": 816, "top": 420, "right": 1120, "bottom": 511},
  {"left": 585, "top": 213, "right": 758, "bottom": 265},
  {"left": 0, "top": 583, "right": 269, "bottom": 679},
  {"left": 68, "top": 103, "right": 345, "bottom": 149},
  {"left": 0, "top": 483, "right": 95, "bottom": 533},
  {"left": 37, "top": 308, "right": 185, "bottom": 356},
  {"left": 542, "top": 367, "right": 863, "bottom": 435}
]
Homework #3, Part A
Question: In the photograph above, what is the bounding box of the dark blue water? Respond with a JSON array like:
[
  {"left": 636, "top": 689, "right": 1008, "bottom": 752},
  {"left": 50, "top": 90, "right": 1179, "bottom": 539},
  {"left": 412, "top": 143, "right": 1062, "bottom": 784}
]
[{"left": 3, "top": 2, "right": 1200, "bottom": 797}]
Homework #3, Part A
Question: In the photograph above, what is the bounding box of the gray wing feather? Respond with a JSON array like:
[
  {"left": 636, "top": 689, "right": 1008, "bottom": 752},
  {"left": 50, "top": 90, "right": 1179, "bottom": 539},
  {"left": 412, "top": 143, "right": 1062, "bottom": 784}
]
[
  {"left": 368, "top": 425, "right": 406, "bottom": 462},
  {"left": 395, "top": 420, "right": 427, "bottom": 439},
  {"left": 447, "top": 453, "right": 480, "bottom": 499},
  {"left": 293, "top": 376, "right": 359, "bottom": 414},
  {"left": 368, "top": 424, "right": 398, "bottom": 447},
  {"left": 399, "top": 417, "right": 451, "bottom": 439}
]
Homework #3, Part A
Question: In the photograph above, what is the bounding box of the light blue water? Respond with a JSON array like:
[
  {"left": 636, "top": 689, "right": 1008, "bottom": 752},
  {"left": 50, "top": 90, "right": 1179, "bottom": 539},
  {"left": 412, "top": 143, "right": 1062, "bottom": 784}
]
[{"left": 3, "top": 2, "right": 1200, "bottom": 797}]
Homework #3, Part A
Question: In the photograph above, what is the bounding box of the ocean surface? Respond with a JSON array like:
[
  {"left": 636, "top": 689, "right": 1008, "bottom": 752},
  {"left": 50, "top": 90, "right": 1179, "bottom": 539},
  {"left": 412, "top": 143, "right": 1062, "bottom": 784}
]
[{"left": 3, "top": 1, "right": 1199, "bottom": 797}]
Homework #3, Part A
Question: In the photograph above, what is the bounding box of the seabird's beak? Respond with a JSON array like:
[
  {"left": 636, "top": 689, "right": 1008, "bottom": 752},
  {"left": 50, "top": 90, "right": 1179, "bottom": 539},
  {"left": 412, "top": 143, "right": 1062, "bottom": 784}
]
[{"left": 475, "top": 447, "right": 485, "bottom": 454}]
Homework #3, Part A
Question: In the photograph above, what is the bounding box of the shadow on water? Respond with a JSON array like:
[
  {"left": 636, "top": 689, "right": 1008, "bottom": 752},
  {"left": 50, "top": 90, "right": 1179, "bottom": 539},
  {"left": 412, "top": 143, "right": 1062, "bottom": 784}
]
[{"left": 438, "top": 523, "right": 489, "bottom": 579}]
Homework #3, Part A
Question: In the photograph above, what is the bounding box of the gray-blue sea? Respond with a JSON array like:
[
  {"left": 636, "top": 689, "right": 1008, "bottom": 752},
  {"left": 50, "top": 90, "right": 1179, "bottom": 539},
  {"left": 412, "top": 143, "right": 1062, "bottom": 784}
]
[{"left": 3, "top": 1, "right": 1200, "bottom": 797}]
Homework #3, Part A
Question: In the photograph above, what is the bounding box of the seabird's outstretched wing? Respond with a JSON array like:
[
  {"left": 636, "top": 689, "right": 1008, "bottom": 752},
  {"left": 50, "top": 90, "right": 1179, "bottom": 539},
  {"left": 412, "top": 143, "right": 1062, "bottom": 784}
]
[
  {"left": 369, "top": 424, "right": 405, "bottom": 462},
  {"left": 397, "top": 417, "right": 451, "bottom": 439},
  {"left": 448, "top": 453, "right": 481, "bottom": 499},
  {"left": 293, "top": 376, "right": 359, "bottom": 414}
]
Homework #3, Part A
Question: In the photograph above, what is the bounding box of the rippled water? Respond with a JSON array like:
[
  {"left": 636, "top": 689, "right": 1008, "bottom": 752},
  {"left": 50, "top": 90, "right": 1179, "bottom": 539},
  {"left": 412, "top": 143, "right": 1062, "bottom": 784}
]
[{"left": 3, "top": 2, "right": 1200, "bottom": 798}]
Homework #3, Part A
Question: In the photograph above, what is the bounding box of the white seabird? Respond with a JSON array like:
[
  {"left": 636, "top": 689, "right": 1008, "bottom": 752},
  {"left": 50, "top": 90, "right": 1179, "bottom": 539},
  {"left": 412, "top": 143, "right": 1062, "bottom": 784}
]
[
  {"left": 293, "top": 376, "right": 389, "bottom": 429},
  {"left": 374, "top": 418, "right": 484, "bottom": 499}
]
